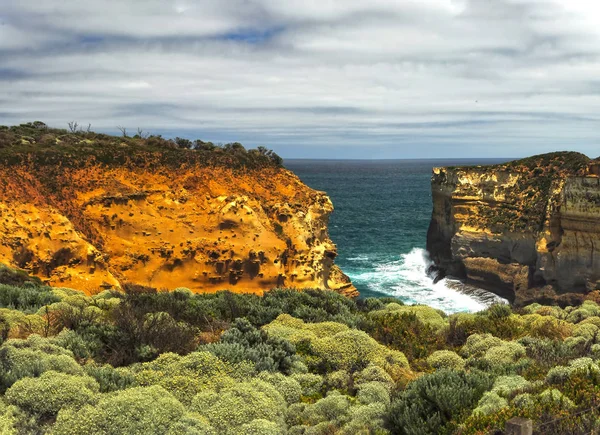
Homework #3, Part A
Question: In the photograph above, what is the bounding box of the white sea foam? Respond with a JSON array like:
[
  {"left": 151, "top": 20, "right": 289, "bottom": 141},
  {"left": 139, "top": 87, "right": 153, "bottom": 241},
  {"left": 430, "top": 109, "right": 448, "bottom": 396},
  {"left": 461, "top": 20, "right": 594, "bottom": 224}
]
[{"left": 349, "top": 248, "right": 507, "bottom": 314}]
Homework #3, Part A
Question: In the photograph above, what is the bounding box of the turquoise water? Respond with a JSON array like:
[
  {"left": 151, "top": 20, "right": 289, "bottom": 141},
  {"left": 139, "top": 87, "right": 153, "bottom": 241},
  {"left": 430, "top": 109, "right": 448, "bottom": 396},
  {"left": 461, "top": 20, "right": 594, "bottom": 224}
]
[{"left": 285, "top": 159, "right": 509, "bottom": 313}]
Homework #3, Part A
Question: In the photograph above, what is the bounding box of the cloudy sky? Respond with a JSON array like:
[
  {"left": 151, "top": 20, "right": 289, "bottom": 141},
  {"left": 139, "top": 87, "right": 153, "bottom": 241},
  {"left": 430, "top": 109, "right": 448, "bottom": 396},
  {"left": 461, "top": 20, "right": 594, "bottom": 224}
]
[{"left": 2, "top": 0, "right": 600, "bottom": 158}]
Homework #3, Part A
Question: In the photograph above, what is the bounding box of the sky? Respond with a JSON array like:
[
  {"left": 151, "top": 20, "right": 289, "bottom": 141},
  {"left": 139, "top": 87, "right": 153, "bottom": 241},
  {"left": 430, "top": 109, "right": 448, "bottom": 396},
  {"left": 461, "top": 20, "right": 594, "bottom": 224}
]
[{"left": 2, "top": 0, "right": 600, "bottom": 159}]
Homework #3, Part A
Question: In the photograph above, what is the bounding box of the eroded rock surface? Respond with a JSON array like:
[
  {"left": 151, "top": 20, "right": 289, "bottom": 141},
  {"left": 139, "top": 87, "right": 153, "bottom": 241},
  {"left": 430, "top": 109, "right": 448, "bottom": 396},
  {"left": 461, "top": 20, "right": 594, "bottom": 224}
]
[{"left": 427, "top": 152, "right": 600, "bottom": 305}]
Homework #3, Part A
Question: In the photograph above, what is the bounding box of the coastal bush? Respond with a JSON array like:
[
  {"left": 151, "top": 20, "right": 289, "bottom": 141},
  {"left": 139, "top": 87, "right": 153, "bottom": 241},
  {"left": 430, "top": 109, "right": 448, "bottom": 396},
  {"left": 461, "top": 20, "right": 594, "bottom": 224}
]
[
  {"left": 189, "top": 380, "right": 286, "bottom": 434},
  {"left": 366, "top": 310, "right": 441, "bottom": 361},
  {"left": 0, "top": 283, "right": 59, "bottom": 313},
  {"left": 5, "top": 371, "right": 98, "bottom": 416},
  {"left": 4, "top": 260, "right": 600, "bottom": 435},
  {"left": 51, "top": 385, "right": 185, "bottom": 435},
  {"left": 472, "top": 391, "right": 508, "bottom": 416},
  {"left": 387, "top": 369, "right": 493, "bottom": 435},
  {"left": 0, "top": 336, "right": 82, "bottom": 391},
  {"left": 264, "top": 314, "right": 409, "bottom": 373},
  {"left": 427, "top": 350, "right": 465, "bottom": 370},
  {"left": 201, "top": 318, "right": 298, "bottom": 374}
]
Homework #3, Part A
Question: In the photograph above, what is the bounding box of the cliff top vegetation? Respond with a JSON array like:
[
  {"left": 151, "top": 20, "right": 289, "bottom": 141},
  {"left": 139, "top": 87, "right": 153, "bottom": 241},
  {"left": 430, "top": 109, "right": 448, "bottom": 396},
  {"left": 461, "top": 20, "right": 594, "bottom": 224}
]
[{"left": 0, "top": 121, "right": 283, "bottom": 170}]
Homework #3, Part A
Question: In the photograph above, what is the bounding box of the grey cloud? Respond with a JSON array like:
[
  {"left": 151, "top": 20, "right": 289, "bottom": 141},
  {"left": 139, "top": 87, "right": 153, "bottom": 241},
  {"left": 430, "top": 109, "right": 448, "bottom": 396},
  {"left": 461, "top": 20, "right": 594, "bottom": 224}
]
[{"left": 2, "top": 0, "right": 600, "bottom": 158}]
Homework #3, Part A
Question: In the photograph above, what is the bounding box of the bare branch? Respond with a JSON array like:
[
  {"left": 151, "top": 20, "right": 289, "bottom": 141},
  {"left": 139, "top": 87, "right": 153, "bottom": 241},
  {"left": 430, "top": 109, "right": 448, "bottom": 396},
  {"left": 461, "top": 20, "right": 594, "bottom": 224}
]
[
  {"left": 67, "top": 121, "right": 79, "bottom": 133},
  {"left": 117, "top": 126, "right": 128, "bottom": 137}
]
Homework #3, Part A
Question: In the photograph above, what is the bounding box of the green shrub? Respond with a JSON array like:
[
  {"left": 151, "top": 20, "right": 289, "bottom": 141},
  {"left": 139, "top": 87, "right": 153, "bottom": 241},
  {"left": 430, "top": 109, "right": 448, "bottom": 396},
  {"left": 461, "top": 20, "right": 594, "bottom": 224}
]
[
  {"left": 340, "top": 403, "right": 387, "bottom": 434},
  {"left": 461, "top": 334, "right": 503, "bottom": 358},
  {"left": 472, "top": 391, "right": 508, "bottom": 416},
  {"left": 239, "top": 419, "right": 283, "bottom": 435},
  {"left": 166, "top": 413, "right": 216, "bottom": 435},
  {"left": 83, "top": 363, "right": 137, "bottom": 392},
  {"left": 201, "top": 318, "right": 298, "bottom": 374},
  {"left": 5, "top": 371, "right": 98, "bottom": 416},
  {"left": 0, "top": 335, "right": 82, "bottom": 391},
  {"left": 189, "top": 380, "right": 286, "bottom": 434},
  {"left": 52, "top": 385, "right": 185, "bottom": 434},
  {"left": 301, "top": 391, "right": 351, "bottom": 426},
  {"left": 370, "top": 304, "right": 447, "bottom": 330},
  {"left": 356, "top": 381, "right": 390, "bottom": 405},
  {"left": 490, "top": 375, "right": 531, "bottom": 397},
  {"left": 427, "top": 350, "right": 465, "bottom": 370},
  {"left": 264, "top": 315, "right": 409, "bottom": 374},
  {"left": 387, "top": 369, "right": 493, "bottom": 435},
  {"left": 291, "top": 373, "right": 323, "bottom": 397},
  {"left": 257, "top": 372, "right": 302, "bottom": 404}
]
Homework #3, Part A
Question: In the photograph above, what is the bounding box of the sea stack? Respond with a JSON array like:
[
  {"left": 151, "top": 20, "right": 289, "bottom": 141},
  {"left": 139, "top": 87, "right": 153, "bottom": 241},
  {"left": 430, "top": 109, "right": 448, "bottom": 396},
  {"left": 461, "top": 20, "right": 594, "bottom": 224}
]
[{"left": 426, "top": 152, "right": 600, "bottom": 306}]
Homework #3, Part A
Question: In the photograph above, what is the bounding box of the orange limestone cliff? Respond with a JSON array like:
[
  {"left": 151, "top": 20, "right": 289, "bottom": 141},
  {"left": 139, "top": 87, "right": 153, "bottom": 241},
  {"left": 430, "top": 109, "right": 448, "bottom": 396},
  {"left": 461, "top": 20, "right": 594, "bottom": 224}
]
[{"left": 0, "top": 123, "right": 356, "bottom": 296}]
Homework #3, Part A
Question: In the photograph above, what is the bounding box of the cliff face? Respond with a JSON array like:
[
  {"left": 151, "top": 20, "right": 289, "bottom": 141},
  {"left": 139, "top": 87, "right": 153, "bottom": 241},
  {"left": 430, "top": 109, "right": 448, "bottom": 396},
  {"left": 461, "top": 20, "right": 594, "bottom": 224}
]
[
  {"left": 0, "top": 124, "right": 356, "bottom": 296},
  {"left": 427, "top": 152, "right": 600, "bottom": 305}
]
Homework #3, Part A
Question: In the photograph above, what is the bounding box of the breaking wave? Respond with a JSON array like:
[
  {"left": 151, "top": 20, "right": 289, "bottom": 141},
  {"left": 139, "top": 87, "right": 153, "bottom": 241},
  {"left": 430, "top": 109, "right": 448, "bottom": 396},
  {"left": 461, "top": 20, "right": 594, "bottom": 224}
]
[{"left": 346, "top": 248, "right": 507, "bottom": 314}]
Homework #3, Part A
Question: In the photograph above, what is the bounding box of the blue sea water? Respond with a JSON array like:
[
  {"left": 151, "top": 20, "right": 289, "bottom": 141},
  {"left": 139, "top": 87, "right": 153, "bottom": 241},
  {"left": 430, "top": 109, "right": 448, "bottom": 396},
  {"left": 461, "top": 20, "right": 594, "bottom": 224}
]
[{"left": 285, "top": 159, "right": 510, "bottom": 314}]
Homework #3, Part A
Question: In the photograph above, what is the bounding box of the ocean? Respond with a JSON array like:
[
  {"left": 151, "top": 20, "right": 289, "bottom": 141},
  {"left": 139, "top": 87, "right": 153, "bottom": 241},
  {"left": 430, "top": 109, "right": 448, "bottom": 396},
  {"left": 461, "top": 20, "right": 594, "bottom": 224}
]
[{"left": 285, "top": 159, "right": 510, "bottom": 314}]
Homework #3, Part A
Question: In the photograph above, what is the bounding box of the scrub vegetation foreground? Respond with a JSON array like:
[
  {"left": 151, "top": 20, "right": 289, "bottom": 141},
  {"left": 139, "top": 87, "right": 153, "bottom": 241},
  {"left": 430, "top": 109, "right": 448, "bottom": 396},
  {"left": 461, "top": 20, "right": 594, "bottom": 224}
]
[{"left": 1, "top": 265, "right": 600, "bottom": 434}]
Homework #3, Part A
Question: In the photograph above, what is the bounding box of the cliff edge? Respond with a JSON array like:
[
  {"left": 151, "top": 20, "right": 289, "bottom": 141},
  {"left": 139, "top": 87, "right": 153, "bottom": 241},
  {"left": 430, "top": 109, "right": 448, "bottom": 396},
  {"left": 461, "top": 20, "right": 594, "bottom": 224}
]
[
  {"left": 0, "top": 122, "right": 356, "bottom": 296},
  {"left": 427, "top": 152, "right": 600, "bottom": 306}
]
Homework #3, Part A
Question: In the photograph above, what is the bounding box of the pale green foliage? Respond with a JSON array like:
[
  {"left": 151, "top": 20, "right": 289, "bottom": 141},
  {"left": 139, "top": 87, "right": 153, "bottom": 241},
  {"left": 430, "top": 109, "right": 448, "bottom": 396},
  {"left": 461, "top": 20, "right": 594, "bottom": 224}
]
[
  {"left": 370, "top": 303, "right": 447, "bottom": 330},
  {"left": 51, "top": 328, "right": 97, "bottom": 360},
  {"left": 472, "top": 391, "right": 508, "bottom": 416},
  {"left": 353, "top": 364, "right": 394, "bottom": 391},
  {"left": 566, "top": 308, "right": 592, "bottom": 324},
  {"left": 580, "top": 316, "right": 600, "bottom": 328},
  {"left": 356, "top": 381, "right": 390, "bottom": 406},
  {"left": 5, "top": 371, "right": 98, "bottom": 416},
  {"left": 481, "top": 341, "right": 526, "bottom": 366},
  {"left": 490, "top": 375, "right": 531, "bottom": 397},
  {"left": 84, "top": 363, "right": 137, "bottom": 392},
  {"left": 239, "top": 419, "right": 284, "bottom": 435},
  {"left": 264, "top": 315, "right": 409, "bottom": 373},
  {"left": 189, "top": 379, "right": 286, "bottom": 434},
  {"left": 173, "top": 287, "right": 194, "bottom": 297},
  {"left": 546, "top": 358, "right": 600, "bottom": 384},
  {"left": 427, "top": 350, "right": 465, "bottom": 370},
  {"left": 257, "top": 372, "right": 302, "bottom": 404},
  {"left": 291, "top": 373, "right": 323, "bottom": 397},
  {"left": 324, "top": 370, "right": 351, "bottom": 391},
  {"left": 573, "top": 323, "right": 599, "bottom": 341},
  {"left": 569, "top": 357, "right": 600, "bottom": 374},
  {"left": 592, "top": 344, "right": 600, "bottom": 360},
  {"left": 301, "top": 391, "right": 351, "bottom": 426},
  {"left": 522, "top": 303, "right": 543, "bottom": 314},
  {"left": 166, "top": 413, "right": 217, "bottom": 435},
  {"left": 582, "top": 301, "right": 600, "bottom": 316},
  {"left": 132, "top": 351, "right": 245, "bottom": 404},
  {"left": 50, "top": 287, "right": 80, "bottom": 300},
  {"left": 461, "top": 333, "right": 503, "bottom": 358},
  {"left": 0, "top": 309, "right": 45, "bottom": 336},
  {"left": 51, "top": 385, "right": 186, "bottom": 435},
  {"left": 0, "top": 400, "right": 18, "bottom": 435},
  {"left": 311, "top": 329, "right": 409, "bottom": 370},
  {"left": 538, "top": 388, "right": 575, "bottom": 409},
  {"left": 339, "top": 403, "right": 387, "bottom": 435},
  {"left": 546, "top": 365, "right": 571, "bottom": 384},
  {"left": 0, "top": 335, "right": 83, "bottom": 389},
  {"left": 512, "top": 393, "right": 534, "bottom": 409}
]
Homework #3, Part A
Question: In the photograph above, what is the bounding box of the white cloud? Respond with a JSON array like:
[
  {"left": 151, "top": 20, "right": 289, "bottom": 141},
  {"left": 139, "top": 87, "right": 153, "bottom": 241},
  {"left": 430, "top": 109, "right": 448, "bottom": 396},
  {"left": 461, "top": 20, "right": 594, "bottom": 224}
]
[{"left": 1, "top": 0, "right": 600, "bottom": 158}]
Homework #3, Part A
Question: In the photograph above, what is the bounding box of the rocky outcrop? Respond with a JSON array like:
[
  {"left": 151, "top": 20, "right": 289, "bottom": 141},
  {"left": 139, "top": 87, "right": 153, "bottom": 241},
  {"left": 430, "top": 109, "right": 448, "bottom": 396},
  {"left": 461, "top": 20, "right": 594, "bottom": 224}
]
[
  {"left": 0, "top": 126, "right": 356, "bottom": 297},
  {"left": 427, "top": 152, "right": 600, "bottom": 306}
]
